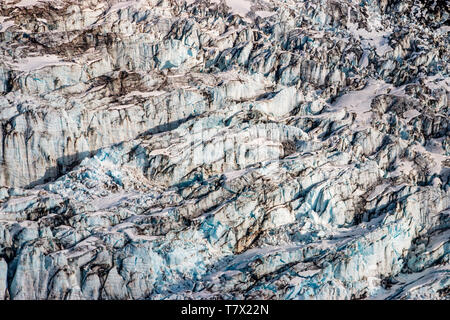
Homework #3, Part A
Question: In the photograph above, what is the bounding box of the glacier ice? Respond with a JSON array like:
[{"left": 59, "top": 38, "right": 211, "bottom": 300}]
[{"left": 0, "top": 0, "right": 449, "bottom": 300}]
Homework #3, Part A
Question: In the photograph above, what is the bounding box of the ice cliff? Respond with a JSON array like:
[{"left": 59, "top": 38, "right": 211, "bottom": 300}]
[{"left": 0, "top": 0, "right": 449, "bottom": 299}]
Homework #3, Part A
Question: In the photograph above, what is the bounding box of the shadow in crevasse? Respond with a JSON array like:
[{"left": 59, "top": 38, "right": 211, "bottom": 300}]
[
  {"left": 24, "top": 149, "right": 99, "bottom": 189},
  {"left": 24, "top": 114, "right": 198, "bottom": 189},
  {"left": 137, "top": 114, "right": 195, "bottom": 138}
]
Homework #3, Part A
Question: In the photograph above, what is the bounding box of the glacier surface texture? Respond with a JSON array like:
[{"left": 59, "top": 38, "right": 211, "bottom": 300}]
[{"left": 0, "top": 0, "right": 449, "bottom": 300}]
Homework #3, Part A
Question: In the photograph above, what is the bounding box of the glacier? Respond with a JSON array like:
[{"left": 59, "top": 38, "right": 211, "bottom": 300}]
[{"left": 0, "top": 0, "right": 449, "bottom": 300}]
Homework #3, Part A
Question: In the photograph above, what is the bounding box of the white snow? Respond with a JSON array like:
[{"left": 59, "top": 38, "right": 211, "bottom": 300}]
[
  {"left": 423, "top": 75, "right": 450, "bottom": 92},
  {"left": 125, "top": 90, "right": 166, "bottom": 99},
  {"left": 413, "top": 144, "right": 448, "bottom": 175},
  {"left": 0, "top": 16, "right": 10, "bottom": 24},
  {"left": 221, "top": 0, "right": 252, "bottom": 17},
  {"left": 0, "top": 19, "right": 15, "bottom": 32},
  {"left": 255, "top": 10, "right": 276, "bottom": 18},
  {"left": 388, "top": 159, "right": 415, "bottom": 178},
  {"left": 371, "top": 265, "right": 450, "bottom": 300},
  {"left": 123, "top": 228, "right": 160, "bottom": 242},
  {"left": 222, "top": 168, "right": 253, "bottom": 181},
  {"left": 109, "top": 0, "right": 141, "bottom": 12},
  {"left": 437, "top": 25, "right": 450, "bottom": 33},
  {"left": 403, "top": 109, "right": 421, "bottom": 121},
  {"left": 332, "top": 80, "right": 392, "bottom": 130},
  {"left": 358, "top": 50, "right": 369, "bottom": 68},
  {"left": 333, "top": 80, "right": 390, "bottom": 111},
  {"left": 347, "top": 15, "right": 393, "bottom": 56},
  {"left": 14, "top": 0, "right": 40, "bottom": 7},
  {"left": 14, "top": 0, "right": 53, "bottom": 7},
  {"left": 367, "top": 183, "right": 389, "bottom": 202},
  {"left": 91, "top": 192, "right": 138, "bottom": 210},
  {"left": 9, "top": 55, "right": 71, "bottom": 72}
]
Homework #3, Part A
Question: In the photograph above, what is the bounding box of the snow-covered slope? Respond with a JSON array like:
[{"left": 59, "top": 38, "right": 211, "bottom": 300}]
[{"left": 0, "top": 0, "right": 449, "bottom": 300}]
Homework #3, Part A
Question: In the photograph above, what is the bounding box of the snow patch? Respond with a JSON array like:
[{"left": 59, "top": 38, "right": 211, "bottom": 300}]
[
  {"left": 109, "top": 0, "right": 142, "bottom": 12},
  {"left": 9, "top": 55, "right": 72, "bottom": 72},
  {"left": 13, "top": 0, "right": 53, "bottom": 7},
  {"left": 332, "top": 80, "right": 392, "bottom": 130},
  {"left": 0, "top": 19, "right": 15, "bottom": 32},
  {"left": 125, "top": 90, "right": 166, "bottom": 99},
  {"left": 224, "top": 0, "right": 252, "bottom": 17},
  {"left": 348, "top": 17, "right": 393, "bottom": 56},
  {"left": 403, "top": 109, "right": 421, "bottom": 121},
  {"left": 255, "top": 10, "right": 276, "bottom": 18}
]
